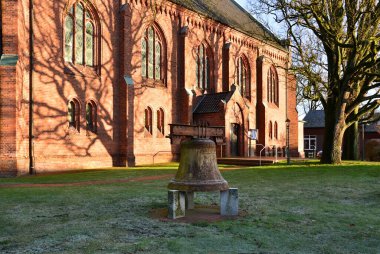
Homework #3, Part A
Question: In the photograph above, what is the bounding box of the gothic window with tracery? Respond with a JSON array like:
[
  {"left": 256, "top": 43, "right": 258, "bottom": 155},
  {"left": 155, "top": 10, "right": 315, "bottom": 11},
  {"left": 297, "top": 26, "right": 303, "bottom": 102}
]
[
  {"left": 236, "top": 55, "right": 250, "bottom": 98},
  {"left": 141, "top": 25, "right": 165, "bottom": 82},
  {"left": 64, "top": 1, "right": 97, "bottom": 67},
  {"left": 267, "top": 65, "right": 279, "bottom": 105},
  {"left": 196, "top": 42, "right": 212, "bottom": 90}
]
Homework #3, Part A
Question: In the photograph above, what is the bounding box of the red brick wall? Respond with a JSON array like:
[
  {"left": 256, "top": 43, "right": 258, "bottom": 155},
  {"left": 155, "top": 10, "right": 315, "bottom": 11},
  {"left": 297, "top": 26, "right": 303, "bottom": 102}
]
[
  {"left": 0, "top": 66, "right": 17, "bottom": 176},
  {"left": 1, "top": 0, "right": 298, "bottom": 175},
  {"left": 193, "top": 112, "right": 225, "bottom": 127},
  {"left": 256, "top": 54, "right": 292, "bottom": 154},
  {"left": 287, "top": 73, "right": 299, "bottom": 156},
  {"left": 0, "top": 0, "right": 19, "bottom": 176},
  {"left": 11, "top": 0, "right": 123, "bottom": 173},
  {"left": 2, "top": 0, "right": 18, "bottom": 54},
  {"left": 304, "top": 128, "right": 324, "bottom": 152}
]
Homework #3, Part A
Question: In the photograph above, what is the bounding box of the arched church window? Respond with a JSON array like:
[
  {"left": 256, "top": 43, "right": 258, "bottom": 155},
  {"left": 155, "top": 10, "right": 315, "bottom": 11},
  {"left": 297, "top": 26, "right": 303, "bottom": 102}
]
[
  {"left": 86, "top": 100, "right": 97, "bottom": 133},
  {"left": 141, "top": 25, "right": 165, "bottom": 82},
  {"left": 274, "top": 121, "right": 278, "bottom": 139},
  {"left": 145, "top": 107, "right": 153, "bottom": 135},
  {"left": 196, "top": 42, "right": 212, "bottom": 91},
  {"left": 64, "top": 1, "right": 98, "bottom": 67},
  {"left": 236, "top": 55, "right": 250, "bottom": 98},
  {"left": 267, "top": 65, "right": 279, "bottom": 105},
  {"left": 68, "top": 98, "right": 80, "bottom": 131},
  {"left": 269, "top": 121, "right": 273, "bottom": 139},
  {"left": 157, "top": 108, "right": 164, "bottom": 135}
]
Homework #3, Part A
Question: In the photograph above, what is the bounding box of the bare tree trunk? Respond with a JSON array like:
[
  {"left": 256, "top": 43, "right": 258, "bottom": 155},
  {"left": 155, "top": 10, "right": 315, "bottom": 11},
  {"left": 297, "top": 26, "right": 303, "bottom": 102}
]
[
  {"left": 321, "top": 103, "right": 335, "bottom": 163},
  {"left": 342, "top": 121, "right": 359, "bottom": 160},
  {"left": 321, "top": 99, "right": 347, "bottom": 164},
  {"left": 331, "top": 121, "right": 345, "bottom": 164}
]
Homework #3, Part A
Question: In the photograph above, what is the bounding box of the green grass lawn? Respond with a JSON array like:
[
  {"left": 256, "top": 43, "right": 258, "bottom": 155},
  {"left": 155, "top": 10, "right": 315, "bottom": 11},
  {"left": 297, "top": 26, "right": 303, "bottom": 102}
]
[{"left": 0, "top": 162, "right": 379, "bottom": 253}]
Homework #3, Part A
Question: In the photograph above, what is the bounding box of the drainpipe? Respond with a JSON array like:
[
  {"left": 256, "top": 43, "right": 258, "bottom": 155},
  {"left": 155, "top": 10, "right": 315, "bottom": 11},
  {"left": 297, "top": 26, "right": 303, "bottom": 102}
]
[
  {"left": 29, "top": 0, "right": 35, "bottom": 174},
  {"left": 285, "top": 46, "right": 290, "bottom": 163}
]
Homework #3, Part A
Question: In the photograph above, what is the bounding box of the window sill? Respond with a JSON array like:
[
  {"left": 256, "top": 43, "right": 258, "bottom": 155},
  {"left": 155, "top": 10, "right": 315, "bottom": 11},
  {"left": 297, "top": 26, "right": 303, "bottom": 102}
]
[
  {"left": 86, "top": 129, "right": 97, "bottom": 136},
  {"left": 144, "top": 128, "right": 153, "bottom": 138},
  {"left": 243, "top": 96, "right": 251, "bottom": 102},
  {"left": 67, "top": 125, "right": 80, "bottom": 136},
  {"left": 0, "top": 54, "right": 18, "bottom": 66},
  {"left": 268, "top": 102, "right": 279, "bottom": 108},
  {"left": 64, "top": 62, "right": 100, "bottom": 78},
  {"left": 156, "top": 131, "right": 165, "bottom": 138},
  {"left": 142, "top": 78, "right": 167, "bottom": 88}
]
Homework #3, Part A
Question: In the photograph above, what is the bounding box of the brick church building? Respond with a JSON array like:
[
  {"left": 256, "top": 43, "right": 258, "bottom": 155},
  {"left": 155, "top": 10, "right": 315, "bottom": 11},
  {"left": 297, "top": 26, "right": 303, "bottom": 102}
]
[{"left": 0, "top": 0, "right": 299, "bottom": 176}]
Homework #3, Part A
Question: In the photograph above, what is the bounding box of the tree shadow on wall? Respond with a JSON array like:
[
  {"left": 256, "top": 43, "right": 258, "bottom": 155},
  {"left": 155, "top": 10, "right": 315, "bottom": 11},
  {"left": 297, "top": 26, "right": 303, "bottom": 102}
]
[{"left": 26, "top": 0, "right": 148, "bottom": 168}]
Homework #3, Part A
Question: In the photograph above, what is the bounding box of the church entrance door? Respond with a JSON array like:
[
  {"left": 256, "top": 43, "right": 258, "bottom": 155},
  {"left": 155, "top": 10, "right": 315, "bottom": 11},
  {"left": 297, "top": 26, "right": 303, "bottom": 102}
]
[{"left": 230, "top": 123, "right": 240, "bottom": 156}]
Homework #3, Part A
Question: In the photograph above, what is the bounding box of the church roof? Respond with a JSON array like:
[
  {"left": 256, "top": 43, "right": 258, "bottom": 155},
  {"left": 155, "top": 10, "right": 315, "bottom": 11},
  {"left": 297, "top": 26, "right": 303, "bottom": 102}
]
[
  {"left": 303, "top": 110, "right": 325, "bottom": 128},
  {"left": 168, "top": 0, "right": 285, "bottom": 50},
  {"left": 193, "top": 91, "right": 234, "bottom": 114},
  {"left": 304, "top": 110, "right": 380, "bottom": 133}
]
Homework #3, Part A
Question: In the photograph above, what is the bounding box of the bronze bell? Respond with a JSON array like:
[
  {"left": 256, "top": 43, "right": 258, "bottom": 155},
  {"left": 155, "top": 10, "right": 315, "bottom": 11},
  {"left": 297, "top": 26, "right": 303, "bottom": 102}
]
[{"left": 168, "top": 138, "right": 229, "bottom": 192}]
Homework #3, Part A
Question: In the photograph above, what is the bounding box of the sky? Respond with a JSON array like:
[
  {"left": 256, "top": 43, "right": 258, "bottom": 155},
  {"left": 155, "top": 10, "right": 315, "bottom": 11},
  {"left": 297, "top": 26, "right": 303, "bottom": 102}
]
[{"left": 233, "top": 0, "right": 284, "bottom": 38}]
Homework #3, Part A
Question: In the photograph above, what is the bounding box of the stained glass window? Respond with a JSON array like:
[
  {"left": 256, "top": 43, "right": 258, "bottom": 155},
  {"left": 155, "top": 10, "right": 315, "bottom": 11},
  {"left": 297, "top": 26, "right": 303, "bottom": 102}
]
[
  {"left": 64, "top": 17, "right": 74, "bottom": 62},
  {"left": 85, "top": 22, "right": 94, "bottom": 66},
  {"left": 205, "top": 57, "right": 209, "bottom": 90},
  {"left": 236, "top": 56, "right": 249, "bottom": 98},
  {"left": 148, "top": 27, "right": 154, "bottom": 79},
  {"left": 155, "top": 41, "right": 161, "bottom": 80},
  {"left": 141, "top": 39, "right": 147, "bottom": 77},
  {"left": 142, "top": 25, "right": 164, "bottom": 82},
  {"left": 64, "top": 1, "right": 96, "bottom": 67},
  {"left": 199, "top": 45, "right": 204, "bottom": 88},
  {"left": 267, "top": 66, "right": 278, "bottom": 104},
  {"left": 75, "top": 3, "right": 84, "bottom": 65},
  {"left": 196, "top": 43, "right": 212, "bottom": 90},
  {"left": 196, "top": 57, "right": 199, "bottom": 86}
]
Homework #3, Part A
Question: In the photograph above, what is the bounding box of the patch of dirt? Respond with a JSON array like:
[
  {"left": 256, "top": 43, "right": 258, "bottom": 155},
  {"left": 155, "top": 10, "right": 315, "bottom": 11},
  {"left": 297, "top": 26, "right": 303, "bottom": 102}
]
[
  {"left": 150, "top": 205, "right": 247, "bottom": 224},
  {"left": 0, "top": 174, "right": 174, "bottom": 188}
]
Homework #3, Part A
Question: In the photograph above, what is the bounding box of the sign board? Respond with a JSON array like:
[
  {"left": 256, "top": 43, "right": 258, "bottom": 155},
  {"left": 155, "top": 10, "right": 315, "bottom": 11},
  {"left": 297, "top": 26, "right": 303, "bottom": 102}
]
[
  {"left": 124, "top": 75, "right": 134, "bottom": 86},
  {"left": 249, "top": 129, "right": 258, "bottom": 140}
]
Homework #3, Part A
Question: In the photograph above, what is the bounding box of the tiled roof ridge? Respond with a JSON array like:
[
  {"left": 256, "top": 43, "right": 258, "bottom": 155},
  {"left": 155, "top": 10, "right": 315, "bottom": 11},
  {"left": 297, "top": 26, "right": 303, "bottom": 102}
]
[
  {"left": 167, "top": 0, "right": 286, "bottom": 50},
  {"left": 192, "top": 94, "right": 206, "bottom": 114}
]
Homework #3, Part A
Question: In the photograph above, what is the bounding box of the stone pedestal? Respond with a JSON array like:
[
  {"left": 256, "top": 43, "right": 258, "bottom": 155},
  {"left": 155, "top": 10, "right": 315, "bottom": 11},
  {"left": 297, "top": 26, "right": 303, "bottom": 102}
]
[
  {"left": 168, "top": 190, "right": 185, "bottom": 219},
  {"left": 185, "top": 192, "right": 194, "bottom": 210},
  {"left": 168, "top": 188, "right": 239, "bottom": 219},
  {"left": 220, "top": 188, "right": 239, "bottom": 216}
]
